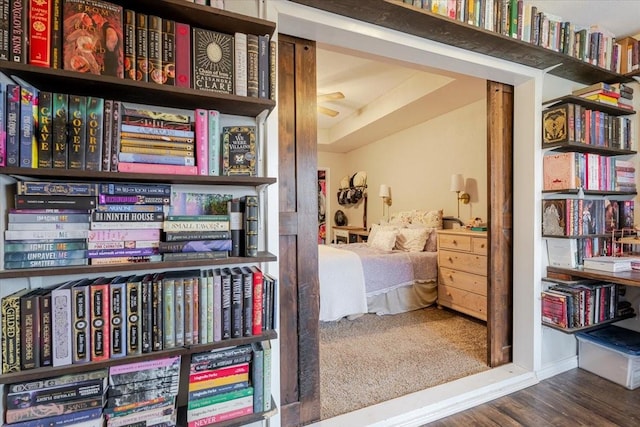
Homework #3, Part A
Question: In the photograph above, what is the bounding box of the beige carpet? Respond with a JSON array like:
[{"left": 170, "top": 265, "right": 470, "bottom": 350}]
[{"left": 319, "top": 306, "right": 489, "bottom": 420}]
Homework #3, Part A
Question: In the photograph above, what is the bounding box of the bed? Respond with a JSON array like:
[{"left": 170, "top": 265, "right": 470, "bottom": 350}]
[{"left": 318, "top": 209, "right": 442, "bottom": 321}]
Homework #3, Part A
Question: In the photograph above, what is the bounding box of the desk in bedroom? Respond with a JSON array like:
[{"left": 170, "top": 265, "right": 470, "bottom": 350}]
[
  {"left": 332, "top": 226, "right": 369, "bottom": 244},
  {"left": 437, "top": 229, "right": 488, "bottom": 321}
]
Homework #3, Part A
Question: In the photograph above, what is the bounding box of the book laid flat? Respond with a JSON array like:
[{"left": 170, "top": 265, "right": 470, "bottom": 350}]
[{"left": 582, "top": 256, "right": 638, "bottom": 272}]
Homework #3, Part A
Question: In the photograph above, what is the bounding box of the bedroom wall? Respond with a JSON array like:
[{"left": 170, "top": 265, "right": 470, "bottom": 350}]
[{"left": 318, "top": 98, "right": 488, "bottom": 231}]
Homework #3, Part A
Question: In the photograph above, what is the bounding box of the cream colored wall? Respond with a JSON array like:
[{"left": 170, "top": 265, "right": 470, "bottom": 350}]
[{"left": 319, "top": 98, "right": 487, "bottom": 230}]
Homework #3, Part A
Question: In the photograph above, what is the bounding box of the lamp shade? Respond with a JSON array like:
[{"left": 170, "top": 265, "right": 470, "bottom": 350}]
[
  {"left": 379, "top": 184, "right": 390, "bottom": 198},
  {"left": 450, "top": 174, "right": 464, "bottom": 192}
]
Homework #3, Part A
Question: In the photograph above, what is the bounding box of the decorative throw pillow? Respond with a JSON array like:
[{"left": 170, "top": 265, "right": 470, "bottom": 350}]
[
  {"left": 413, "top": 209, "right": 444, "bottom": 229},
  {"left": 395, "top": 227, "right": 429, "bottom": 252},
  {"left": 368, "top": 228, "right": 398, "bottom": 251}
]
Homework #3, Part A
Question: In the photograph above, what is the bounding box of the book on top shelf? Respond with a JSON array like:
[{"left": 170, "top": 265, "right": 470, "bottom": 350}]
[
  {"left": 192, "top": 28, "right": 234, "bottom": 94},
  {"left": 62, "top": 0, "right": 124, "bottom": 78},
  {"left": 582, "top": 256, "right": 636, "bottom": 272}
]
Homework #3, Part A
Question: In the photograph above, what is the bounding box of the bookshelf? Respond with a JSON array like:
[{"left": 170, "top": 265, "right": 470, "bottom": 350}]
[
  {"left": 0, "top": 1, "right": 278, "bottom": 425},
  {"left": 289, "top": 0, "right": 635, "bottom": 85}
]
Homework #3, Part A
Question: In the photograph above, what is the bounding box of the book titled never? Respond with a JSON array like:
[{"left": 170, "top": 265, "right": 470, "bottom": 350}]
[{"left": 582, "top": 256, "right": 638, "bottom": 272}]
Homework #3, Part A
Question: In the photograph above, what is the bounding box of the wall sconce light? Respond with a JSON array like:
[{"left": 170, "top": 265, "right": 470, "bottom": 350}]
[
  {"left": 379, "top": 184, "right": 392, "bottom": 222},
  {"left": 450, "top": 174, "right": 470, "bottom": 218}
]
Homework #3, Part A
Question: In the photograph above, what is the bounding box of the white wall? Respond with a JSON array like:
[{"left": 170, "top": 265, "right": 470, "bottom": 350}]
[{"left": 319, "top": 99, "right": 488, "bottom": 230}]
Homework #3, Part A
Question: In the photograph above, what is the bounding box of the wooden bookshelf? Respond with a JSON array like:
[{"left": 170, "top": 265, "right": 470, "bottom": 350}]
[{"left": 289, "top": 0, "right": 634, "bottom": 84}]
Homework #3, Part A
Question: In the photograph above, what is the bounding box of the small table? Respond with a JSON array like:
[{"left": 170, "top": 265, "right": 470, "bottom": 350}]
[{"left": 332, "top": 226, "right": 368, "bottom": 244}]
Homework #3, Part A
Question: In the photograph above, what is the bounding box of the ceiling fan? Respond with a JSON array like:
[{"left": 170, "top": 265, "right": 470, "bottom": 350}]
[{"left": 317, "top": 91, "right": 345, "bottom": 117}]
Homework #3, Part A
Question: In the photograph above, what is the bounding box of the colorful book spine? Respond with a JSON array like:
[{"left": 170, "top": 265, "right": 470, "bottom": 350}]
[
  {"left": 213, "top": 268, "right": 223, "bottom": 341},
  {"left": 1, "top": 288, "right": 29, "bottom": 373},
  {"left": 101, "top": 99, "right": 113, "bottom": 171},
  {"left": 85, "top": 96, "right": 104, "bottom": 171},
  {"left": 175, "top": 22, "right": 191, "bottom": 88},
  {"left": 88, "top": 229, "right": 160, "bottom": 242},
  {"left": 234, "top": 32, "right": 247, "bottom": 97},
  {"left": 150, "top": 273, "right": 163, "bottom": 351},
  {"left": 262, "top": 339, "right": 272, "bottom": 410},
  {"left": 250, "top": 266, "right": 263, "bottom": 335},
  {"left": 187, "top": 406, "right": 252, "bottom": 427},
  {"left": 208, "top": 110, "right": 220, "bottom": 175},
  {"left": 88, "top": 247, "right": 159, "bottom": 258},
  {"left": 52, "top": 92, "right": 68, "bottom": 169},
  {"left": 117, "top": 161, "right": 198, "bottom": 175},
  {"left": 98, "top": 193, "right": 169, "bottom": 205},
  {"left": 16, "top": 181, "right": 98, "bottom": 196},
  {"left": 18, "top": 83, "right": 36, "bottom": 168},
  {"left": 135, "top": 13, "right": 148, "bottom": 82},
  {"left": 124, "top": 9, "right": 136, "bottom": 79},
  {"left": 269, "top": 40, "right": 276, "bottom": 101},
  {"left": 244, "top": 195, "right": 259, "bottom": 257},
  {"left": 195, "top": 108, "right": 208, "bottom": 175},
  {"left": 6, "top": 377, "right": 106, "bottom": 409},
  {"left": 68, "top": 94, "right": 87, "bottom": 169},
  {"left": 10, "top": 0, "right": 27, "bottom": 63},
  {"left": 1, "top": 407, "right": 102, "bottom": 427},
  {"left": 125, "top": 275, "right": 142, "bottom": 355},
  {"left": 110, "top": 278, "right": 127, "bottom": 358},
  {"left": 51, "top": 281, "right": 73, "bottom": 367},
  {"left": 109, "top": 100, "right": 122, "bottom": 172},
  {"left": 37, "top": 91, "right": 53, "bottom": 168},
  {"left": 99, "top": 182, "right": 171, "bottom": 195},
  {"left": 0, "top": 0, "right": 9, "bottom": 61},
  {"left": 250, "top": 341, "right": 264, "bottom": 413},
  {"left": 28, "top": 0, "right": 52, "bottom": 67},
  {"left": 71, "top": 280, "right": 92, "bottom": 364},
  {"left": 188, "top": 362, "right": 249, "bottom": 384},
  {"left": 50, "top": 0, "right": 62, "bottom": 68},
  {"left": 90, "top": 281, "right": 110, "bottom": 361},
  {"left": 4, "top": 229, "right": 89, "bottom": 241},
  {"left": 162, "top": 18, "right": 175, "bottom": 85},
  {"left": 246, "top": 34, "right": 258, "bottom": 98},
  {"left": 118, "top": 152, "right": 196, "bottom": 166},
  {"left": 39, "top": 289, "right": 52, "bottom": 367},
  {"left": 148, "top": 15, "right": 162, "bottom": 84},
  {"left": 5, "top": 83, "right": 20, "bottom": 167}
]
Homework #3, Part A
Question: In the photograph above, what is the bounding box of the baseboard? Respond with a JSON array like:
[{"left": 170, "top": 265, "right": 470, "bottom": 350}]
[
  {"left": 536, "top": 355, "right": 578, "bottom": 381},
  {"left": 308, "top": 364, "right": 539, "bottom": 427}
]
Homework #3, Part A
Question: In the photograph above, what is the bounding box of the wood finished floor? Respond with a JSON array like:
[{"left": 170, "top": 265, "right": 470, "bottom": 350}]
[{"left": 427, "top": 368, "right": 640, "bottom": 426}]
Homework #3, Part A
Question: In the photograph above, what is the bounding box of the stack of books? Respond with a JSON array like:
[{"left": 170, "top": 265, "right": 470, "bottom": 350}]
[
  {"left": 186, "top": 346, "right": 255, "bottom": 426},
  {"left": 572, "top": 82, "right": 620, "bottom": 106},
  {"left": 616, "top": 83, "right": 635, "bottom": 111},
  {"left": 115, "top": 103, "right": 199, "bottom": 175},
  {"left": 4, "top": 181, "right": 95, "bottom": 269},
  {"left": 4, "top": 370, "right": 107, "bottom": 427},
  {"left": 104, "top": 357, "right": 181, "bottom": 427},
  {"left": 89, "top": 183, "right": 169, "bottom": 265}
]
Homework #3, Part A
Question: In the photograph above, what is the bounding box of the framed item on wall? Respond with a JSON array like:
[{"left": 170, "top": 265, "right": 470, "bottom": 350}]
[{"left": 318, "top": 168, "right": 329, "bottom": 244}]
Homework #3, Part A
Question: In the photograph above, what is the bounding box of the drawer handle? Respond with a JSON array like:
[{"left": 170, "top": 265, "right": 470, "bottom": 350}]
[
  {"left": 452, "top": 239, "right": 457, "bottom": 245},
  {"left": 448, "top": 274, "right": 454, "bottom": 280},
  {"left": 480, "top": 243, "right": 485, "bottom": 248},
  {"left": 447, "top": 257, "right": 453, "bottom": 262}
]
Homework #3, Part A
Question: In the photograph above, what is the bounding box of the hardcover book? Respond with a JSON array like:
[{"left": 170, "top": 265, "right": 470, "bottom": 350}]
[
  {"left": 52, "top": 92, "right": 69, "bottom": 169},
  {"left": 175, "top": 22, "right": 191, "bottom": 88},
  {"left": 10, "top": 0, "right": 27, "bottom": 63},
  {"left": 2, "top": 288, "right": 30, "bottom": 373},
  {"left": 51, "top": 0, "right": 63, "bottom": 68},
  {"left": 68, "top": 94, "right": 87, "bottom": 169},
  {"left": 85, "top": 96, "right": 104, "bottom": 171},
  {"left": 148, "top": 15, "right": 162, "bottom": 84},
  {"left": 134, "top": 12, "right": 148, "bottom": 82},
  {"left": 192, "top": 28, "right": 234, "bottom": 94},
  {"left": 62, "top": 0, "right": 124, "bottom": 78},
  {"left": 161, "top": 18, "right": 175, "bottom": 85},
  {"left": 28, "top": 0, "right": 52, "bottom": 67},
  {"left": 5, "top": 83, "right": 20, "bottom": 167},
  {"left": 543, "top": 151, "right": 581, "bottom": 191},
  {"left": 246, "top": 33, "right": 258, "bottom": 98},
  {"left": 37, "top": 91, "right": 53, "bottom": 168},
  {"left": 221, "top": 126, "right": 257, "bottom": 176},
  {"left": 123, "top": 9, "right": 135, "bottom": 79}
]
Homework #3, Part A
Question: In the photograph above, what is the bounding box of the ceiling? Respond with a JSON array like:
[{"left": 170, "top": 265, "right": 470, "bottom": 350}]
[{"left": 315, "top": 1, "right": 640, "bottom": 153}]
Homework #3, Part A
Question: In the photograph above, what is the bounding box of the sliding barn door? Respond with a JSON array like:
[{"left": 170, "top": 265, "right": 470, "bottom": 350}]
[
  {"left": 278, "top": 34, "right": 321, "bottom": 426},
  {"left": 486, "top": 81, "right": 513, "bottom": 366}
]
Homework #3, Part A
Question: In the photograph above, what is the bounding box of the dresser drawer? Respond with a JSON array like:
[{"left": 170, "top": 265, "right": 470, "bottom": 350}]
[
  {"left": 439, "top": 249, "right": 486, "bottom": 276},
  {"left": 472, "top": 237, "right": 487, "bottom": 255},
  {"left": 439, "top": 267, "right": 487, "bottom": 296},
  {"left": 438, "top": 284, "right": 487, "bottom": 321},
  {"left": 438, "top": 234, "right": 472, "bottom": 251}
]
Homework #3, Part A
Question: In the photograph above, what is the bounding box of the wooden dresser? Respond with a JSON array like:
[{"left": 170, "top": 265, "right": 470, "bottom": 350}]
[{"left": 437, "top": 229, "right": 488, "bottom": 321}]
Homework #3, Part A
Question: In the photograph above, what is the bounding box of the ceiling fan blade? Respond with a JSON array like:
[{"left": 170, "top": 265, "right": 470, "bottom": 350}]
[
  {"left": 318, "top": 105, "right": 339, "bottom": 117},
  {"left": 317, "top": 91, "right": 345, "bottom": 102}
]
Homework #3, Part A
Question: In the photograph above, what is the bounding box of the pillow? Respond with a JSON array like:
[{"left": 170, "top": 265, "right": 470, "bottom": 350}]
[
  {"left": 388, "top": 211, "right": 413, "bottom": 226},
  {"left": 406, "top": 225, "right": 438, "bottom": 251},
  {"left": 413, "top": 209, "right": 444, "bottom": 229},
  {"left": 368, "top": 227, "right": 398, "bottom": 251},
  {"left": 368, "top": 223, "right": 396, "bottom": 244},
  {"left": 395, "top": 227, "right": 429, "bottom": 252}
]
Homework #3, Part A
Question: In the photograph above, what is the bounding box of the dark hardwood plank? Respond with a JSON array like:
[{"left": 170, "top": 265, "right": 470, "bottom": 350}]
[{"left": 428, "top": 369, "right": 640, "bottom": 426}]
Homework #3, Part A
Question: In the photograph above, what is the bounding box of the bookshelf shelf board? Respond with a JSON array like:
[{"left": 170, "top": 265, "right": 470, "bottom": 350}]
[
  {"left": 543, "top": 95, "right": 637, "bottom": 116},
  {"left": 542, "top": 189, "right": 637, "bottom": 197},
  {"left": 109, "top": 0, "right": 276, "bottom": 38},
  {"left": 289, "top": 0, "right": 633, "bottom": 85},
  {"left": 0, "top": 330, "right": 277, "bottom": 384},
  {"left": 548, "top": 266, "right": 640, "bottom": 288},
  {"left": 0, "top": 252, "right": 278, "bottom": 279},
  {"left": 0, "top": 62, "right": 275, "bottom": 117},
  {"left": 0, "top": 167, "right": 277, "bottom": 186},
  {"left": 542, "top": 314, "right": 635, "bottom": 334},
  {"left": 541, "top": 141, "right": 637, "bottom": 156}
]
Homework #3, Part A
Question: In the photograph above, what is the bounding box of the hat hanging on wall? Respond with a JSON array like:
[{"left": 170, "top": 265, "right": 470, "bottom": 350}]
[
  {"left": 334, "top": 210, "right": 348, "bottom": 226},
  {"left": 340, "top": 175, "right": 350, "bottom": 190},
  {"left": 352, "top": 171, "right": 367, "bottom": 187}
]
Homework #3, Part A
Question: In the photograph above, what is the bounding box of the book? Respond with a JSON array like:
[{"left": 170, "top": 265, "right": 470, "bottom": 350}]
[
  {"left": 52, "top": 92, "right": 69, "bottom": 169},
  {"left": 175, "top": 21, "right": 191, "bottom": 88},
  {"left": 85, "top": 96, "right": 104, "bottom": 171},
  {"left": 89, "top": 277, "right": 112, "bottom": 361},
  {"left": 5, "top": 82, "right": 20, "bottom": 167},
  {"left": 187, "top": 407, "right": 252, "bottom": 427},
  {"left": 1, "top": 407, "right": 103, "bottom": 427},
  {"left": 99, "top": 182, "right": 171, "bottom": 196},
  {"left": 220, "top": 268, "right": 232, "bottom": 340},
  {"left": 101, "top": 99, "right": 113, "bottom": 171},
  {"left": 221, "top": 126, "right": 257, "bottom": 176},
  {"left": 161, "top": 18, "right": 175, "bottom": 85},
  {"left": 148, "top": 15, "right": 162, "bottom": 84},
  {"left": 134, "top": 12, "right": 148, "bottom": 81},
  {"left": 9, "top": 0, "right": 27, "bottom": 63},
  {"left": 98, "top": 193, "right": 169, "bottom": 205},
  {"left": 208, "top": 109, "right": 221, "bottom": 175},
  {"left": 71, "top": 278, "right": 93, "bottom": 364},
  {"left": 234, "top": 32, "right": 247, "bottom": 97},
  {"left": 62, "top": 0, "right": 124, "bottom": 78},
  {"left": 18, "top": 80, "right": 36, "bottom": 168},
  {"left": 229, "top": 267, "right": 243, "bottom": 339},
  {"left": 123, "top": 9, "right": 135, "bottom": 79},
  {"left": 572, "top": 82, "right": 621, "bottom": 97},
  {"left": 250, "top": 341, "right": 264, "bottom": 413},
  {"left": 15, "top": 180, "right": 98, "bottom": 197},
  {"left": 164, "top": 230, "right": 231, "bottom": 242},
  {"left": 262, "top": 340, "right": 272, "bottom": 410},
  {"left": 545, "top": 237, "right": 578, "bottom": 269},
  {"left": 248, "top": 266, "right": 263, "bottom": 335},
  {"left": 8, "top": 368, "right": 108, "bottom": 393},
  {"left": 258, "top": 34, "right": 269, "bottom": 99},
  {"left": 158, "top": 240, "right": 232, "bottom": 253},
  {"left": 0, "top": 0, "right": 9, "bottom": 61},
  {"left": 162, "top": 220, "right": 230, "bottom": 232},
  {"left": 192, "top": 27, "right": 234, "bottom": 94},
  {"left": 28, "top": 0, "right": 52, "bottom": 67},
  {"left": 15, "top": 195, "right": 98, "bottom": 210},
  {"left": 51, "top": 0, "right": 63, "bottom": 68},
  {"left": 543, "top": 151, "right": 580, "bottom": 191},
  {"left": 195, "top": 108, "right": 209, "bottom": 175},
  {"left": 2, "top": 288, "right": 30, "bottom": 373},
  {"left": 228, "top": 198, "right": 244, "bottom": 257},
  {"left": 68, "top": 94, "right": 87, "bottom": 169},
  {"left": 269, "top": 39, "right": 276, "bottom": 101},
  {"left": 117, "top": 161, "right": 198, "bottom": 175},
  {"left": 51, "top": 281, "right": 75, "bottom": 367},
  {"left": 6, "top": 376, "right": 107, "bottom": 409},
  {"left": 239, "top": 267, "right": 253, "bottom": 336},
  {"left": 244, "top": 195, "right": 259, "bottom": 257},
  {"left": 161, "top": 251, "right": 228, "bottom": 261},
  {"left": 583, "top": 256, "right": 635, "bottom": 272},
  {"left": 246, "top": 33, "right": 258, "bottom": 98},
  {"left": 37, "top": 90, "right": 53, "bottom": 167},
  {"left": 5, "top": 395, "right": 106, "bottom": 424}
]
